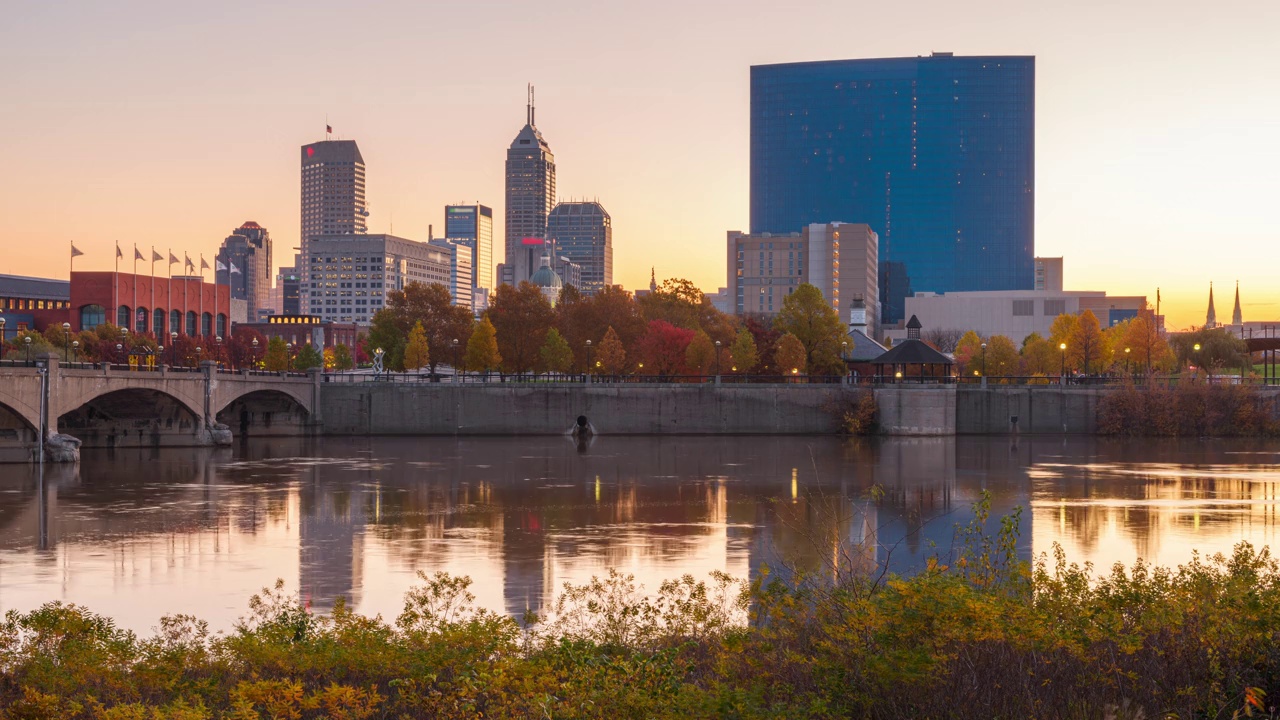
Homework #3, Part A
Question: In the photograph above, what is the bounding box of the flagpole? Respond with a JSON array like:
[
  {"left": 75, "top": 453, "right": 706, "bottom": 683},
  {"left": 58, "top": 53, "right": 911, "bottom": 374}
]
[
  {"left": 114, "top": 242, "right": 119, "bottom": 329},
  {"left": 199, "top": 255, "right": 204, "bottom": 339},
  {"left": 132, "top": 244, "right": 138, "bottom": 333},
  {"left": 150, "top": 247, "right": 155, "bottom": 335},
  {"left": 168, "top": 250, "right": 173, "bottom": 337}
]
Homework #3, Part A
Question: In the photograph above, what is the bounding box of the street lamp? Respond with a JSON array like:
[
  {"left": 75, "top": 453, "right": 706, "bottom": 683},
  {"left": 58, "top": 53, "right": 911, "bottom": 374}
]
[
  {"left": 215, "top": 336, "right": 223, "bottom": 369},
  {"left": 452, "top": 338, "right": 460, "bottom": 382},
  {"left": 1193, "top": 342, "right": 1203, "bottom": 382},
  {"left": 0, "top": 317, "right": 6, "bottom": 346},
  {"left": 1059, "top": 342, "right": 1067, "bottom": 381},
  {"left": 714, "top": 340, "right": 722, "bottom": 377},
  {"left": 195, "top": 346, "right": 202, "bottom": 368},
  {"left": 585, "top": 339, "right": 593, "bottom": 379},
  {"left": 71, "top": 340, "right": 79, "bottom": 364},
  {"left": 156, "top": 345, "right": 163, "bottom": 369},
  {"left": 1124, "top": 347, "right": 1131, "bottom": 376},
  {"left": 251, "top": 337, "right": 259, "bottom": 369},
  {"left": 286, "top": 342, "right": 293, "bottom": 371},
  {"left": 62, "top": 322, "right": 71, "bottom": 361},
  {"left": 980, "top": 341, "right": 987, "bottom": 379},
  {"left": 171, "top": 331, "right": 179, "bottom": 367},
  {"left": 24, "top": 335, "right": 32, "bottom": 364},
  {"left": 115, "top": 343, "right": 123, "bottom": 364}
]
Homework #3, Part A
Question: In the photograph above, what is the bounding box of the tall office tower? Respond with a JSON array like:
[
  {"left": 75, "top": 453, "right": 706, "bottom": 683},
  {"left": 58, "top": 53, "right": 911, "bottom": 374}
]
[
  {"left": 1034, "top": 257, "right": 1063, "bottom": 292},
  {"left": 751, "top": 53, "right": 1035, "bottom": 324},
  {"left": 300, "top": 139, "right": 368, "bottom": 256},
  {"left": 547, "top": 201, "right": 612, "bottom": 295},
  {"left": 445, "top": 203, "right": 494, "bottom": 291},
  {"left": 216, "top": 221, "right": 273, "bottom": 322},
  {"left": 276, "top": 266, "right": 301, "bottom": 316},
  {"left": 505, "top": 86, "right": 555, "bottom": 282}
]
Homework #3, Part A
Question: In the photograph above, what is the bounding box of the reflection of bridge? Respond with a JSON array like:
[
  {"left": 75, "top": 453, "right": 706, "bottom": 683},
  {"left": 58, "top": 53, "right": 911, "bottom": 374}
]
[{"left": 0, "top": 356, "right": 320, "bottom": 461}]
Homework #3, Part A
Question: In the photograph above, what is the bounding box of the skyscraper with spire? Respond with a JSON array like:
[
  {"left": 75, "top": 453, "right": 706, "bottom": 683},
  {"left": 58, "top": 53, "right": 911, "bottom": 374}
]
[
  {"left": 1206, "top": 282, "right": 1217, "bottom": 328},
  {"left": 504, "top": 85, "right": 556, "bottom": 285}
]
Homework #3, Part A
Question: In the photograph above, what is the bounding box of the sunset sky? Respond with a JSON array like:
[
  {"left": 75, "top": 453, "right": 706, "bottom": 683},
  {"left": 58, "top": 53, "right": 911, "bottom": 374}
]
[{"left": 2, "top": 0, "right": 1277, "bottom": 329}]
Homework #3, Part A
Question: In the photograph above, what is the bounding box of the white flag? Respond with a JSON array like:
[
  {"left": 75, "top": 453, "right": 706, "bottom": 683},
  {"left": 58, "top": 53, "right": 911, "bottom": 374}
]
[
  {"left": 216, "top": 260, "right": 228, "bottom": 272},
  {"left": 230, "top": 262, "right": 241, "bottom": 275}
]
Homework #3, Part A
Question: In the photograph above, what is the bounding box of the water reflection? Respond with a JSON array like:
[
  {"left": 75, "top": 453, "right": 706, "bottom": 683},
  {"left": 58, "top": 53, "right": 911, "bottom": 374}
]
[{"left": 0, "top": 436, "right": 1277, "bottom": 632}]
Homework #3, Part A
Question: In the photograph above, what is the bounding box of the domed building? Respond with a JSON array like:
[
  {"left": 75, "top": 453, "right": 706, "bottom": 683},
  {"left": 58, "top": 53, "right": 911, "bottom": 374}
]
[{"left": 530, "top": 250, "right": 564, "bottom": 306}]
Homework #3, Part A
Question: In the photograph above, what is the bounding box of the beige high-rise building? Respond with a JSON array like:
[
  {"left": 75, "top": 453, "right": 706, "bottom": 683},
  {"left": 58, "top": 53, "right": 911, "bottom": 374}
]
[
  {"left": 726, "top": 221, "right": 878, "bottom": 337},
  {"left": 301, "top": 140, "right": 368, "bottom": 256},
  {"left": 1034, "top": 257, "right": 1063, "bottom": 292}
]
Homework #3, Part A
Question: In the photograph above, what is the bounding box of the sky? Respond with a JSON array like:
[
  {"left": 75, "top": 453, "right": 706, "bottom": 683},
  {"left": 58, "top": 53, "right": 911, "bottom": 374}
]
[{"left": 2, "top": 0, "right": 1277, "bottom": 330}]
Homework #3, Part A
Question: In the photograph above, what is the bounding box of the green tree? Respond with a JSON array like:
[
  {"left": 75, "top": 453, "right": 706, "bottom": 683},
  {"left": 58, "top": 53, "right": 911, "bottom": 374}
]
[
  {"left": 366, "top": 308, "right": 406, "bottom": 371},
  {"left": 773, "top": 283, "right": 846, "bottom": 375},
  {"left": 464, "top": 317, "right": 501, "bottom": 374},
  {"left": 685, "top": 331, "right": 716, "bottom": 375},
  {"left": 264, "top": 336, "right": 288, "bottom": 372},
  {"left": 294, "top": 342, "right": 323, "bottom": 370},
  {"left": 403, "top": 321, "right": 431, "bottom": 371},
  {"left": 775, "top": 332, "right": 807, "bottom": 376},
  {"left": 331, "top": 343, "right": 354, "bottom": 371},
  {"left": 984, "top": 335, "right": 1021, "bottom": 377},
  {"left": 597, "top": 326, "right": 626, "bottom": 375},
  {"left": 1170, "top": 326, "right": 1247, "bottom": 376},
  {"left": 539, "top": 328, "right": 573, "bottom": 375},
  {"left": 729, "top": 328, "right": 758, "bottom": 374}
]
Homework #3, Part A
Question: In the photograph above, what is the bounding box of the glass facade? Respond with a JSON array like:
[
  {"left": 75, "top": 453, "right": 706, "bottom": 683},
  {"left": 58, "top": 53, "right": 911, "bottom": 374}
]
[
  {"left": 547, "top": 202, "right": 612, "bottom": 296},
  {"left": 445, "top": 204, "right": 494, "bottom": 291},
  {"left": 750, "top": 54, "right": 1035, "bottom": 324}
]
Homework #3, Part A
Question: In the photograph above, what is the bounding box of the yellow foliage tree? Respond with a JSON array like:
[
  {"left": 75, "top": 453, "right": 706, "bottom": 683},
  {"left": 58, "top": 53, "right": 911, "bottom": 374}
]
[
  {"left": 597, "top": 326, "right": 626, "bottom": 374},
  {"left": 775, "top": 333, "right": 807, "bottom": 376},
  {"left": 1068, "top": 310, "right": 1106, "bottom": 374},
  {"left": 464, "top": 317, "right": 501, "bottom": 373},
  {"left": 403, "top": 321, "right": 430, "bottom": 371}
]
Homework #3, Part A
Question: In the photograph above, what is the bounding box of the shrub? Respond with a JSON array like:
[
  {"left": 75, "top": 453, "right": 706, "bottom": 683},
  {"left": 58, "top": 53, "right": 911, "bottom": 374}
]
[
  {"left": 823, "top": 388, "right": 879, "bottom": 435},
  {"left": 1097, "top": 383, "right": 1280, "bottom": 436}
]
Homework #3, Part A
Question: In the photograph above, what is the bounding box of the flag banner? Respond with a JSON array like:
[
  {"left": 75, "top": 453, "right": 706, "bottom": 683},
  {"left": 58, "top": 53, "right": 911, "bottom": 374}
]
[
  {"left": 230, "top": 262, "right": 241, "bottom": 275},
  {"left": 152, "top": 250, "right": 163, "bottom": 262},
  {"left": 116, "top": 244, "right": 123, "bottom": 259},
  {"left": 134, "top": 247, "right": 144, "bottom": 262},
  {"left": 326, "top": 124, "right": 332, "bottom": 133},
  {"left": 184, "top": 254, "right": 194, "bottom": 270},
  {"left": 71, "top": 244, "right": 85, "bottom": 258},
  {"left": 169, "top": 252, "right": 179, "bottom": 265},
  {"left": 200, "top": 257, "right": 210, "bottom": 271},
  {"left": 216, "top": 260, "right": 227, "bottom": 272}
]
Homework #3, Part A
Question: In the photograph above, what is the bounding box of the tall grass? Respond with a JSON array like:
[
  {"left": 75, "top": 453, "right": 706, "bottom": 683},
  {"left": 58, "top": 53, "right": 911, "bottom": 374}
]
[{"left": 1097, "top": 382, "right": 1280, "bottom": 437}]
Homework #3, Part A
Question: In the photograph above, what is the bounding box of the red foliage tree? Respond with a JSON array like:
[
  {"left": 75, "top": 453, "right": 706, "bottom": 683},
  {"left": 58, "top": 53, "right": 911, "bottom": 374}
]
[{"left": 636, "top": 320, "right": 695, "bottom": 379}]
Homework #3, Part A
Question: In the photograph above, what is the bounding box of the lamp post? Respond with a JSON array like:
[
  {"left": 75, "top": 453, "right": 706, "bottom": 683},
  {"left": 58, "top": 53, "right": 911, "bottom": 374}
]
[
  {"left": 71, "top": 340, "right": 79, "bottom": 364},
  {"left": 171, "top": 331, "right": 179, "bottom": 367},
  {"left": 714, "top": 340, "right": 722, "bottom": 378},
  {"left": 1059, "top": 342, "right": 1067, "bottom": 383},
  {"left": 0, "top": 317, "right": 6, "bottom": 346},
  {"left": 452, "top": 338, "right": 460, "bottom": 382},
  {"left": 374, "top": 347, "right": 385, "bottom": 380},
  {"left": 585, "top": 339, "right": 593, "bottom": 382},
  {"left": 980, "top": 341, "right": 987, "bottom": 384},
  {"left": 115, "top": 343, "right": 123, "bottom": 365},
  {"left": 62, "top": 322, "right": 71, "bottom": 361},
  {"left": 286, "top": 342, "right": 293, "bottom": 371},
  {"left": 1193, "top": 342, "right": 1203, "bottom": 382},
  {"left": 1124, "top": 347, "right": 1131, "bottom": 377},
  {"left": 195, "top": 346, "right": 202, "bottom": 368},
  {"left": 215, "top": 336, "right": 223, "bottom": 369},
  {"left": 24, "top": 335, "right": 32, "bottom": 364},
  {"left": 251, "top": 337, "right": 259, "bottom": 369},
  {"left": 156, "top": 345, "right": 163, "bottom": 370}
]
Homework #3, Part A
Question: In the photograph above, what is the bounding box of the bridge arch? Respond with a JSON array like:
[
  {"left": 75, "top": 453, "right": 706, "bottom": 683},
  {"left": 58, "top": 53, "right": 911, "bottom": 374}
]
[
  {"left": 58, "top": 388, "right": 204, "bottom": 448},
  {"left": 216, "top": 388, "right": 312, "bottom": 437},
  {"left": 0, "top": 387, "right": 41, "bottom": 433}
]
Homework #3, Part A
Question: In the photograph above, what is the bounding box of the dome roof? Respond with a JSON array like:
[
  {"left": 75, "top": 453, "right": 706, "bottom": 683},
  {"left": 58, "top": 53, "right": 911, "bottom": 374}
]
[{"left": 530, "top": 263, "right": 563, "bottom": 289}]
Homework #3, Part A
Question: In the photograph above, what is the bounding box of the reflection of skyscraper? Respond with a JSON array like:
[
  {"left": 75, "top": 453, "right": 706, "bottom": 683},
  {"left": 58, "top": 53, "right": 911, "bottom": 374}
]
[
  {"left": 501, "top": 509, "right": 553, "bottom": 619},
  {"left": 504, "top": 87, "right": 556, "bottom": 284},
  {"left": 298, "top": 475, "right": 365, "bottom": 611}
]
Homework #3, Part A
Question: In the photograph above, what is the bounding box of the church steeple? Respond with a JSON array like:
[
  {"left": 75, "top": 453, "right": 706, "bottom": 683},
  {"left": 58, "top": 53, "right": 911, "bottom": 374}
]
[
  {"left": 649, "top": 267, "right": 657, "bottom": 293},
  {"left": 1206, "top": 282, "right": 1217, "bottom": 328},
  {"left": 1232, "top": 281, "right": 1243, "bottom": 326}
]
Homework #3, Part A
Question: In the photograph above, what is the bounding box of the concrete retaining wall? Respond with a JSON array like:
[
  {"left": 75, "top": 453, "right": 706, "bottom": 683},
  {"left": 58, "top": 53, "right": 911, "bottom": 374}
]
[
  {"left": 319, "top": 382, "right": 958, "bottom": 437},
  {"left": 956, "top": 387, "right": 1104, "bottom": 435}
]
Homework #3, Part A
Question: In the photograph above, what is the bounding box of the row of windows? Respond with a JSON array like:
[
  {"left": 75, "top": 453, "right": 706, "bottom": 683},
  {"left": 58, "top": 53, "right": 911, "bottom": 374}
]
[{"left": 1, "top": 297, "right": 69, "bottom": 311}]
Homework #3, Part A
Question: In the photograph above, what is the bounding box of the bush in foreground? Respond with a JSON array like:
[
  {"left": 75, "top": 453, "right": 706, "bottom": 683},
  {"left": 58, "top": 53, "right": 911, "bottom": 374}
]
[{"left": 2, "top": 502, "right": 1279, "bottom": 719}]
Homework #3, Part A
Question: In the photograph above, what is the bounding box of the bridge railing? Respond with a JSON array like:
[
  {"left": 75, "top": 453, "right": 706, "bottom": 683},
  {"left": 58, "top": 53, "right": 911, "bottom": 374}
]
[{"left": 322, "top": 372, "right": 852, "bottom": 386}]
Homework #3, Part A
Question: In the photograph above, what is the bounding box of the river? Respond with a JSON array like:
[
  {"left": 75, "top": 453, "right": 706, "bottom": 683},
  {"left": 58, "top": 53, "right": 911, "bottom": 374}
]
[{"left": 1, "top": 436, "right": 1278, "bottom": 633}]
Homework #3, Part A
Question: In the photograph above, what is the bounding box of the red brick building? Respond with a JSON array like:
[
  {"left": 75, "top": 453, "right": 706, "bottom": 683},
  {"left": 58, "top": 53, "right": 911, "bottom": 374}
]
[
  {"left": 236, "top": 314, "right": 359, "bottom": 350},
  {"left": 71, "top": 271, "right": 231, "bottom": 338}
]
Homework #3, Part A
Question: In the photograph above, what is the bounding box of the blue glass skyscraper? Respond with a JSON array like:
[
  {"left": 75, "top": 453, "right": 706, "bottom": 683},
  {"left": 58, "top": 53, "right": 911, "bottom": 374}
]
[{"left": 751, "top": 53, "right": 1034, "bottom": 324}]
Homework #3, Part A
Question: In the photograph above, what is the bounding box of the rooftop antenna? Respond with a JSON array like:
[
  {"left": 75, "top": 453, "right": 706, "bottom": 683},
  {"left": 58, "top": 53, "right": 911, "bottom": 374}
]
[{"left": 527, "top": 83, "right": 535, "bottom": 126}]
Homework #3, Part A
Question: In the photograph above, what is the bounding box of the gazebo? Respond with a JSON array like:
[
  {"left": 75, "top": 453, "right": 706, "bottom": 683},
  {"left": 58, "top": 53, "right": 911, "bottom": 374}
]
[{"left": 871, "top": 315, "right": 954, "bottom": 382}]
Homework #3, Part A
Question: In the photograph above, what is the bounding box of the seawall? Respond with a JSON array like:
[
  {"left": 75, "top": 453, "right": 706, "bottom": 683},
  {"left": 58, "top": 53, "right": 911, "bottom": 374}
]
[{"left": 318, "top": 383, "right": 957, "bottom": 436}]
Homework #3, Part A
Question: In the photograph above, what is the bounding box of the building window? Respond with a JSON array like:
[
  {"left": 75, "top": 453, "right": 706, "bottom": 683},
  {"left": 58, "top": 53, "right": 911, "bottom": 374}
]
[
  {"left": 80, "top": 304, "right": 106, "bottom": 329},
  {"left": 171, "top": 310, "right": 182, "bottom": 336},
  {"left": 117, "top": 305, "right": 131, "bottom": 327},
  {"left": 1012, "top": 300, "right": 1034, "bottom": 317},
  {"left": 201, "top": 313, "right": 212, "bottom": 338},
  {"left": 186, "top": 311, "right": 197, "bottom": 337},
  {"left": 135, "top": 307, "right": 149, "bottom": 334},
  {"left": 1044, "top": 299, "right": 1066, "bottom": 316},
  {"left": 154, "top": 308, "right": 166, "bottom": 336},
  {"left": 217, "top": 313, "right": 227, "bottom": 338}
]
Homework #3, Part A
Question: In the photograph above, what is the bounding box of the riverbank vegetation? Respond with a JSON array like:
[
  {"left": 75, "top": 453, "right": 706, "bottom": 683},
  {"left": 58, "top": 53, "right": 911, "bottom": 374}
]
[
  {"left": 1098, "top": 382, "right": 1280, "bottom": 436},
  {"left": 4, "top": 502, "right": 1280, "bottom": 719}
]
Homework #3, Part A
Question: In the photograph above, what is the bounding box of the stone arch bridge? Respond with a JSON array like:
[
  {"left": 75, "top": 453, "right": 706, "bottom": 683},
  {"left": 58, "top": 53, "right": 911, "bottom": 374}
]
[{"left": 0, "top": 356, "right": 321, "bottom": 460}]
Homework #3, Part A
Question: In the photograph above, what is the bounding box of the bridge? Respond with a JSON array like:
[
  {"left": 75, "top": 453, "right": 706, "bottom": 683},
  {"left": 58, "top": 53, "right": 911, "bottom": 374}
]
[{"left": 0, "top": 355, "right": 321, "bottom": 462}]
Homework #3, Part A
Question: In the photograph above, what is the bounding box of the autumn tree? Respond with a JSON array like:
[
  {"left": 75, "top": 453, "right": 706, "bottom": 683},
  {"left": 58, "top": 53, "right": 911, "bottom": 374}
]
[
  {"left": 637, "top": 277, "right": 737, "bottom": 346},
  {"left": 1020, "top": 333, "right": 1058, "bottom": 376},
  {"left": 954, "top": 331, "right": 984, "bottom": 375},
  {"left": 464, "top": 317, "right": 501, "bottom": 375},
  {"left": 1123, "top": 310, "right": 1171, "bottom": 375},
  {"left": 1049, "top": 313, "right": 1079, "bottom": 350},
  {"left": 403, "top": 321, "right": 430, "bottom": 371},
  {"left": 922, "top": 328, "right": 964, "bottom": 354},
  {"left": 387, "top": 282, "right": 473, "bottom": 375},
  {"left": 685, "top": 331, "right": 716, "bottom": 375},
  {"left": 293, "top": 342, "right": 323, "bottom": 370},
  {"left": 773, "top": 283, "right": 847, "bottom": 375},
  {"left": 597, "top": 326, "right": 626, "bottom": 375},
  {"left": 539, "top": 328, "right": 573, "bottom": 375},
  {"left": 1068, "top": 310, "right": 1106, "bottom": 374},
  {"left": 331, "top": 343, "right": 354, "bottom": 371},
  {"left": 558, "top": 285, "right": 646, "bottom": 370},
  {"left": 1170, "top": 327, "right": 1247, "bottom": 375},
  {"left": 636, "top": 320, "right": 695, "bottom": 379},
  {"left": 487, "top": 282, "right": 555, "bottom": 375},
  {"left": 775, "top": 332, "right": 807, "bottom": 376},
  {"left": 366, "top": 309, "right": 406, "bottom": 371},
  {"left": 729, "top": 328, "right": 758, "bottom": 374},
  {"left": 264, "top": 336, "right": 289, "bottom": 372},
  {"left": 984, "top": 335, "right": 1021, "bottom": 377}
]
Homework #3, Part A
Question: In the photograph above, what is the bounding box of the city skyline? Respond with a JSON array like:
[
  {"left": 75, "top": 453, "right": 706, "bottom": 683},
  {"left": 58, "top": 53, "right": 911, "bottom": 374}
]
[{"left": 3, "top": 0, "right": 1278, "bottom": 329}]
